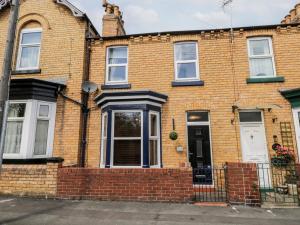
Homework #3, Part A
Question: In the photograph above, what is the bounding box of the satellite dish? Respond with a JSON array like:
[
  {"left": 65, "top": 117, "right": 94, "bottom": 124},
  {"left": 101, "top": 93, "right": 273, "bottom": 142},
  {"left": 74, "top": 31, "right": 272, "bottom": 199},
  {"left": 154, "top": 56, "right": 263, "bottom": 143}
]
[{"left": 82, "top": 81, "right": 98, "bottom": 94}]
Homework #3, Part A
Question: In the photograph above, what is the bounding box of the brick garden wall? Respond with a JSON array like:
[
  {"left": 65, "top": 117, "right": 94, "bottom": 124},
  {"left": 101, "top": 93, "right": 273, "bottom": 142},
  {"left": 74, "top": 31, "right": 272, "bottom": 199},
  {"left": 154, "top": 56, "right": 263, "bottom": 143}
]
[
  {"left": 226, "top": 162, "right": 261, "bottom": 206},
  {"left": 57, "top": 168, "right": 194, "bottom": 203},
  {"left": 0, "top": 162, "right": 61, "bottom": 197}
]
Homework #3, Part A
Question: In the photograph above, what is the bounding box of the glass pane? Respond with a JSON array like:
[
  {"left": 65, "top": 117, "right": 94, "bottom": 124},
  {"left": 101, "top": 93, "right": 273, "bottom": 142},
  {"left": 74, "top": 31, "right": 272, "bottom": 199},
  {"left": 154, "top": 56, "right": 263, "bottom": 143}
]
[
  {"left": 103, "top": 114, "right": 108, "bottom": 137},
  {"left": 108, "top": 47, "right": 127, "bottom": 64},
  {"left": 20, "top": 46, "right": 40, "bottom": 68},
  {"left": 150, "top": 114, "right": 158, "bottom": 137},
  {"left": 239, "top": 112, "right": 262, "bottom": 122},
  {"left": 187, "top": 112, "right": 209, "bottom": 122},
  {"left": 175, "top": 43, "right": 197, "bottom": 60},
  {"left": 22, "top": 32, "right": 41, "bottom": 44},
  {"left": 177, "top": 63, "right": 197, "bottom": 79},
  {"left": 34, "top": 120, "right": 49, "bottom": 156},
  {"left": 102, "top": 138, "right": 107, "bottom": 165},
  {"left": 250, "top": 58, "right": 274, "bottom": 77},
  {"left": 114, "top": 112, "right": 141, "bottom": 137},
  {"left": 113, "top": 140, "right": 141, "bottom": 166},
  {"left": 249, "top": 39, "right": 270, "bottom": 56},
  {"left": 108, "top": 66, "right": 126, "bottom": 82},
  {"left": 4, "top": 121, "right": 23, "bottom": 154},
  {"left": 149, "top": 140, "right": 158, "bottom": 166},
  {"left": 8, "top": 103, "right": 26, "bottom": 118},
  {"left": 39, "top": 105, "right": 49, "bottom": 117}
]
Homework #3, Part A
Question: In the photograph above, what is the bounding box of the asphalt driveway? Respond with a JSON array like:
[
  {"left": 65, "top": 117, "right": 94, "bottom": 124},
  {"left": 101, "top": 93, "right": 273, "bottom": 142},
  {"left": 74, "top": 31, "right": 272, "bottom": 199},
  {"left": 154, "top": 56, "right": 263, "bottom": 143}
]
[{"left": 0, "top": 197, "right": 299, "bottom": 225}]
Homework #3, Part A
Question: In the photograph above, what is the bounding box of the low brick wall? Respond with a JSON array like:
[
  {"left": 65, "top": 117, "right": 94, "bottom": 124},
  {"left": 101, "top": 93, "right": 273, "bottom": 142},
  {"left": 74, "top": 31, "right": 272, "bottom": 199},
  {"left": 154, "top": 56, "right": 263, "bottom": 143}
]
[
  {"left": 57, "top": 168, "right": 194, "bottom": 202},
  {"left": 0, "top": 162, "right": 61, "bottom": 197},
  {"left": 226, "top": 162, "right": 261, "bottom": 206}
]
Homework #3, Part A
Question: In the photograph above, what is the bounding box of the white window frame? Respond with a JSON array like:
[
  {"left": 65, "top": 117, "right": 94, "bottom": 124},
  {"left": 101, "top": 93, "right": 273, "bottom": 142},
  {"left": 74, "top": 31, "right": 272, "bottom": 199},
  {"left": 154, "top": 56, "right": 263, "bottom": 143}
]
[
  {"left": 100, "top": 112, "right": 108, "bottom": 168},
  {"left": 16, "top": 28, "right": 42, "bottom": 71},
  {"left": 247, "top": 37, "right": 276, "bottom": 78},
  {"left": 3, "top": 100, "right": 56, "bottom": 159},
  {"left": 174, "top": 42, "right": 200, "bottom": 81},
  {"left": 149, "top": 111, "right": 161, "bottom": 168},
  {"left": 111, "top": 110, "right": 143, "bottom": 168},
  {"left": 106, "top": 46, "right": 128, "bottom": 85}
]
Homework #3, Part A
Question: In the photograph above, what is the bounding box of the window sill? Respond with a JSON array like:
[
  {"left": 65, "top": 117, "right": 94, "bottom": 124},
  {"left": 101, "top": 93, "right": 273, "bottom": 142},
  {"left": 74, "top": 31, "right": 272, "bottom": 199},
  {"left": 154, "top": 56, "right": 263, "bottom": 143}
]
[
  {"left": 172, "top": 80, "right": 204, "bottom": 87},
  {"left": 2, "top": 157, "right": 64, "bottom": 165},
  {"left": 12, "top": 69, "right": 41, "bottom": 75},
  {"left": 101, "top": 83, "right": 131, "bottom": 90},
  {"left": 246, "top": 76, "right": 285, "bottom": 84}
]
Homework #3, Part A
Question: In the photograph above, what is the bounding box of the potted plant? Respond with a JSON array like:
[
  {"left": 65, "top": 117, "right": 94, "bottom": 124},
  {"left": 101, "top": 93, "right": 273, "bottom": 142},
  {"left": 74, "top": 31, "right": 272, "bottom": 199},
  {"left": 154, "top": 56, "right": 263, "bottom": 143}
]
[{"left": 271, "top": 145, "right": 295, "bottom": 168}]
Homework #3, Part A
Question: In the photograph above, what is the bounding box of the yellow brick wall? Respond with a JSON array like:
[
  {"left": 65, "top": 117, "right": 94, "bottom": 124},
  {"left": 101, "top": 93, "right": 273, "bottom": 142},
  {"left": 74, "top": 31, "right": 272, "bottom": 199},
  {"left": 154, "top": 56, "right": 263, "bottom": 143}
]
[
  {"left": 0, "top": 0, "right": 88, "bottom": 165},
  {"left": 87, "top": 27, "right": 300, "bottom": 168}
]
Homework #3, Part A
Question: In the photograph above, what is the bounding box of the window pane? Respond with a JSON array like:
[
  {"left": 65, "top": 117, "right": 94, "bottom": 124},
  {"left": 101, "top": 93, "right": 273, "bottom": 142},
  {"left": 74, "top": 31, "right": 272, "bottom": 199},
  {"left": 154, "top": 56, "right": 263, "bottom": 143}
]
[
  {"left": 22, "top": 32, "right": 41, "bottom": 44},
  {"left": 177, "top": 63, "right": 197, "bottom": 79},
  {"left": 150, "top": 114, "right": 158, "bottom": 136},
  {"left": 149, "top": 140, "right": 158, "bottom": 166},
  {"left": 114, "top": 112, "right": 141, "bottom": 137},
  {"left": 249, "top": 39, "right": 270, "bottom": 56},
  {"left": 34, "top": 120, "right": 49, "bottom": 155},
  {"left": 8, "top": 103, "right": 26, "bottom": 118},
  {"left": 175, "top": 43, "right": 197, "bottom": 60},
  {"left": 187, "top": 112, "right": 209, "bottom": 122},
  {"left": 113, "top": 140, "right": 141, "bottom": 166},
  {"left": 250, "top": 58, "right": 274, "bottom": 77},
  {"left": 4, "top": 121, "right": 23, "bottom": 154},
  {"left": 108, "top": 66, "right": 126, "bottom": 82},
  {"left": 102, "top": 138, "right": 107, "bottom": 165},
  {"left": 239, "top": 112, "right": 262, "bottom": 123},
  {"left": 103, "top": 115, "right": 108, "bottom": 137},
  {"left": 108, "top": 47, "right": 127, "bottom": 64},
  {"left": 39, "top": 105, "right": 49, "bottom": 117},
  {"left": 20, "top": 46, "right": 40, "bottom": 68}
]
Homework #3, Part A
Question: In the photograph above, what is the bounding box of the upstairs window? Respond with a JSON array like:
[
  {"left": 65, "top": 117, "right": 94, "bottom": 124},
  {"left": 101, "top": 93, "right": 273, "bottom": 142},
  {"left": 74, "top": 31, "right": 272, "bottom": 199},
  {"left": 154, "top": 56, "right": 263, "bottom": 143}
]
[
  {"left": 106, "top": 46, "right": 128, "bottom": 84},
  {"left": 247, "top": 37, "right": 276, "bottom": 78},
  {"left": 17, "top": 28, "right": 42, "bottom": 70},
  {"left": 174, "top": 42, "right": 199, "bottom": 81}
]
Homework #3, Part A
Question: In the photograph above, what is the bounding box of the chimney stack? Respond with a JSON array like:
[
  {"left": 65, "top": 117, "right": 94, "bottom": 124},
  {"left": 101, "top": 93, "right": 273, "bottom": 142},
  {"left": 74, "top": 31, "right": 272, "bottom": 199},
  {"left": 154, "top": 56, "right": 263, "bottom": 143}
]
[
  {"left": 281, "top": 3, "right": 300, "bottom": 24},
  {"left": 102, "top": 0, "right": 126, "bottom": 37}
]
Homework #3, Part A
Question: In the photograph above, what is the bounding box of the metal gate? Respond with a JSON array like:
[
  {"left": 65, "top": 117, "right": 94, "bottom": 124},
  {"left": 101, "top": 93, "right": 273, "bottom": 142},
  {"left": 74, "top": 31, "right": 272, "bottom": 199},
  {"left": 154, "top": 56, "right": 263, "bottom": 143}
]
[
  {"left": 257, "top": 163, "right": 299, "bottom": 206},
  {"left": 193, "top": 166, "right": 227, "bottom": 202}
]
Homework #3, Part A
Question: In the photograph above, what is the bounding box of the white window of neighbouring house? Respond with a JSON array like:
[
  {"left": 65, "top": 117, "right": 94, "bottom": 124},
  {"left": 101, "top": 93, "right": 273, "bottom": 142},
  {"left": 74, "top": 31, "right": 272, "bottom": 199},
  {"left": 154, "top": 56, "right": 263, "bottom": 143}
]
[
  {"left": 174, "top": 42, "right": 199, "bottom": 81},
  {"left": 3, "top": 100, "right": 56, "bottom": 159},
  {"left": 100, "top": 113, "right": 108, "bottom": 168},
  {"left": 247, "top": 37, "right": 276, "bottom": 78},
  {"left": 106, "top": 46, "right": 128, "bottom": 84},
  {"left": 17, "top": 28, "right": 42, "bottom": 70},
  {"left": 112, "top": 111, "right": 142, "bottom": 167},
  {"left": 149, "top": 111, "right": 160, "bottom": 167}
]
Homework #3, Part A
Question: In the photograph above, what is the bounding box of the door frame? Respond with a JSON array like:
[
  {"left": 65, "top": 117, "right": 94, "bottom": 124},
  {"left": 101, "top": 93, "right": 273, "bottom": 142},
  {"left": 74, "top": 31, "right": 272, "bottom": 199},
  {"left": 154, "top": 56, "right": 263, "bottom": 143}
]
[
  {"left": 292, "top": 107, "right": 300, "bottom": 162},
  {"left": 239, "top": 110, "right": 269, "bottom": 163},
  {"left": 185, "top": 111, "right": 214, "bottom": 170}
]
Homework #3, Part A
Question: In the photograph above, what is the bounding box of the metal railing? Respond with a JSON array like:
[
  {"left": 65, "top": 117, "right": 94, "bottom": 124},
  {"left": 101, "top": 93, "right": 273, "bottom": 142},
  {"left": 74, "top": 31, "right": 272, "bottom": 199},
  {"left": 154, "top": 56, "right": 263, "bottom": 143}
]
[
  {"left": 257, "top": 163, "right": 299, "bottom": 205},
  {"left": 193, "top": 166, "right": 227, "bottom": 202}
]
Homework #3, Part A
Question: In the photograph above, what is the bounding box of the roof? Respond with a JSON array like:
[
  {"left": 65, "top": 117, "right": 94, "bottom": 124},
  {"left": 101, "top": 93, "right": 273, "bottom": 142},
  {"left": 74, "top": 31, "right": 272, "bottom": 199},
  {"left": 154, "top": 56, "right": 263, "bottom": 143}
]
[{"left": 0, "top": 0, "right": 99, "bottom": 36}]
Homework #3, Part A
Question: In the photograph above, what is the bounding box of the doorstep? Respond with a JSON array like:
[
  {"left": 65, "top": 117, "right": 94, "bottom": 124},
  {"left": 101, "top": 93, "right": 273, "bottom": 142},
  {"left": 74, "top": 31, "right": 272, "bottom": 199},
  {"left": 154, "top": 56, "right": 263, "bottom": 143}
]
[{"left": 194, "top": 202, "right": 228, "bottom": 207}]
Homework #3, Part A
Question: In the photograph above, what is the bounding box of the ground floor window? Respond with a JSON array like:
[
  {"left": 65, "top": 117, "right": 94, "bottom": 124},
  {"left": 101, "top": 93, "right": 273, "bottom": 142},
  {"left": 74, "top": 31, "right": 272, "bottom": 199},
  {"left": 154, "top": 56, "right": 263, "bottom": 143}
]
[{"left": 3, "top": 100, "right": 56, "bottom": 159}]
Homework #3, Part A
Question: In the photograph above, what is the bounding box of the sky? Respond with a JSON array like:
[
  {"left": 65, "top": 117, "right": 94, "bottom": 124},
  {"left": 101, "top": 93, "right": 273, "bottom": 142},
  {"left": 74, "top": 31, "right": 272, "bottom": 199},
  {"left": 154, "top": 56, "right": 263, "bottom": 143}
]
[{"left": 69, "top": 0, "right": 300, "bottom": 35}]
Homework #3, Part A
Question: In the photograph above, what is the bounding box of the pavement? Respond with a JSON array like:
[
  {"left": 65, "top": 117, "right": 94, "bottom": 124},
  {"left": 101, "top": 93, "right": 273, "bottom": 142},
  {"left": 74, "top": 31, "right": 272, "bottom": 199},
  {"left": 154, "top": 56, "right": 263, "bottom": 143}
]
[{"left": 0, "top": 197, "right": 299, "bottom": 225}]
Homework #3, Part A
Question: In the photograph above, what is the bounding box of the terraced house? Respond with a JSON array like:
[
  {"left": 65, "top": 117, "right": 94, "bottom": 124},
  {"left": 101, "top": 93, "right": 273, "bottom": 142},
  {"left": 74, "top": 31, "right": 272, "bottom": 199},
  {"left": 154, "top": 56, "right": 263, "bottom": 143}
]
[{"left": 0, "top": 0, "right": 300, "bottom": 206}]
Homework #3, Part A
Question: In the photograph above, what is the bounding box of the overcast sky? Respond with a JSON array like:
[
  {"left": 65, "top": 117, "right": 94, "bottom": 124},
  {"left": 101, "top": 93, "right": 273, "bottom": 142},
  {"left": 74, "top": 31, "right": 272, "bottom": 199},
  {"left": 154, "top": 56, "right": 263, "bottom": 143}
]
[{"left": 69, "top": 0, "right": 300, "bottom": 35}]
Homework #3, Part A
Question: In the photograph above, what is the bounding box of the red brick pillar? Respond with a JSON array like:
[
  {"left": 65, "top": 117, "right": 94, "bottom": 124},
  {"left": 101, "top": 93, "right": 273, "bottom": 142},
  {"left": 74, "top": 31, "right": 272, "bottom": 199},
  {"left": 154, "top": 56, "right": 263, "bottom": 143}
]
[{"left": 226, "top": 162, "right": 261, "bottom": 206}]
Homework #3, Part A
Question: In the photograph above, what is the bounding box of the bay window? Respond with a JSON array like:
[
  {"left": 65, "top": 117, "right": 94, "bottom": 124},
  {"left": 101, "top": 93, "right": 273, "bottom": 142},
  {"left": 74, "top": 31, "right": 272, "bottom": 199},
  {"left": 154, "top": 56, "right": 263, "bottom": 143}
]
[
  {"left": 247, "top": 37, "right": 276, "bottom": 78},
  {"left": 174, "top": 42, "right": 199, "bottom": 80},
  {"left": 3, "top": 100, "right": 56, "bottom": 159},
  {"left": 106, "top": 46, "right": 128, "bottom": 84},
  {"left": 17, "top": 28, "right": 42, "bottom": 70}
]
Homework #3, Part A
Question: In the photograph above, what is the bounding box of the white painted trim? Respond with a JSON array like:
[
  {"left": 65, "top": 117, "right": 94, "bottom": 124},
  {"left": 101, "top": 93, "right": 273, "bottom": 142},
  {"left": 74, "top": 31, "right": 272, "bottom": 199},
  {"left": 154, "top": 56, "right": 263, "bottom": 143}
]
[
  {"left": 149, "top": 111, "right": 161, "bottom": 168},
  {"left": 97, "top": 95, "right": 166, "bottom": 106},
  {"left": 247, "top": 37, "right": 276, "bottom": 78},
  {"left": 105, "top": 46, "right": 128, "bottom": 84},
  {"left": 16, "top": 28, "right": 42, "bottom": 71},
  {"left": 292, "top": 108, "right": 300, "bottom": 162},
  {"left": 100, "top": 100, "right": 162, "bottom": 109},
  {"left": 111, "top": 110, "right": 143, "bottom": 168},
  {"left": 174, "top": 42, "right": 200, "bottom": 81}
]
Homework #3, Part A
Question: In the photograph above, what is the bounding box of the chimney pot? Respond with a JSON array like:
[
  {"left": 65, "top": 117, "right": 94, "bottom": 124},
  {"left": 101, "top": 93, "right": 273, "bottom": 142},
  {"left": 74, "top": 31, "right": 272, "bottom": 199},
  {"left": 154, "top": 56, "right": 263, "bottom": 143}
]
[
  {"left": 295, "top": 3, "right": 300, "bottom": 17},
  {"left": 290, "top": 9, "right": 296, "bottom": 21},
  {"left": 114, "top": 5, "right": 121, "bottom": 17},
  {"left": 285, "top": 15, "right": 291, "bottom": 23}
]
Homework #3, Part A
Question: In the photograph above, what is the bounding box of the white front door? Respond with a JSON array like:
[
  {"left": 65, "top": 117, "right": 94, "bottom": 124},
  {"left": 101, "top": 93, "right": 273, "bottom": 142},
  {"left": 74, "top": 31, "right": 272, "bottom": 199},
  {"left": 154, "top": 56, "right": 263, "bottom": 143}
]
[
  {"left": 293, "top": 108, "right": 300, "bottom": 162},
  {"left": 239, "top": 111, "right": 271, "bottom": 188}
]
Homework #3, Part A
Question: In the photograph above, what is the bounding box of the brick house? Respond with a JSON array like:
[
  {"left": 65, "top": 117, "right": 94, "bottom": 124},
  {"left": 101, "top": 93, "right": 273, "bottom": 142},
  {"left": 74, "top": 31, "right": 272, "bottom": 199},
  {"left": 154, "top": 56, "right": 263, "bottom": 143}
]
[{"left": 0, "top": 0, "right": 300, "bottom": 203}]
